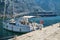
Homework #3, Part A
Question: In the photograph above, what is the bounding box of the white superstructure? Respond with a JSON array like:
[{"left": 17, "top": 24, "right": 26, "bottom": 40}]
[{"left": 3, "top": 16, "right": 43, "bottom": 32}]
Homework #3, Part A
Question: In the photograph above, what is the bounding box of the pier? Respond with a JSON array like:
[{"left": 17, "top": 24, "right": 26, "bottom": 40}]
[{"left": 9, "top": 23, "right": 60, "bottom": 40}]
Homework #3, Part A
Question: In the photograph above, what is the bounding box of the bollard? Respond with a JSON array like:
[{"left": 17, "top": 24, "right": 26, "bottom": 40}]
[
  {"left": 59, "top": 23, "right": 60, "bottom": 28},
  {"left": 39, "top": 24, "right": 43, "bottom": 30},
  {"left": 39, "top": 20, "right": 44, "bottom": 30}
]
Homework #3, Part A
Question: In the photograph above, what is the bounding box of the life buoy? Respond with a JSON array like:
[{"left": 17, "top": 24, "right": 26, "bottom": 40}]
[{"left": 40, "top": 20, "right": 44, "bottom": 24}]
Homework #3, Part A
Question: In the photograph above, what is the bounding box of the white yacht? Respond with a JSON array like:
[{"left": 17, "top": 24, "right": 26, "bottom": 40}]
[{"left": 3, "top": 16, "right": 41, "bottom": 32}]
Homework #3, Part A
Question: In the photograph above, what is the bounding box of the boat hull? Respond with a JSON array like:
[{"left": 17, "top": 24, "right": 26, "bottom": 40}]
[{"left": 3, "top": 23, "right": 34, "bottom": 33}]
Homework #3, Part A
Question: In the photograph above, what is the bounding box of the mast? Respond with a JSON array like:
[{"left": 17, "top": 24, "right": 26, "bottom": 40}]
[
  {"left": 9, "top": 0, "right": 15, "bottom": 19},
  {"left": 3, "top": 0, "right": 7, "bottom": 22},
  {"left": 2, "top": 0, "right": 7, "bottom": 37},
  {"left": 12, "top": 1, "right": 15, "bottom": 19}
]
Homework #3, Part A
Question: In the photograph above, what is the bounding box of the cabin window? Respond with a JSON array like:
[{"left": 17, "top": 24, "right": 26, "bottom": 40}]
[
  {"left": 6, "top": 26, "right": 8, "bottom": 28},
  {"left": 9, "top": 23, "right": 16, "bottom": 25},
  {"left": 20, "top": 28, "right": 21, "bottom": 32},
  {"left": 20, "top": 21, "right": 25, "bottom": 25}
]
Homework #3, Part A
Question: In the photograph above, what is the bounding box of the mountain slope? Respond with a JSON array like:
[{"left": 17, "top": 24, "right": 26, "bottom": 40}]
[{"left": 0, "top": 0, "right": 60, "bottom": 15}]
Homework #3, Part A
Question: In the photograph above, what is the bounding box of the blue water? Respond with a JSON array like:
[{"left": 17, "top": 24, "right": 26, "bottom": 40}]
[{"left": 29, "top": 16, "right": 60, "bottom": 27}]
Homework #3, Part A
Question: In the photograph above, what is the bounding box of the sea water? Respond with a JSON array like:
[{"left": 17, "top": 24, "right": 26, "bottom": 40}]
[
  {"left": 29, "top": 16, "right": 60, "bottom": 27},
  {"left": 0, "top": 16, "right": 60, "bottom": 39}
]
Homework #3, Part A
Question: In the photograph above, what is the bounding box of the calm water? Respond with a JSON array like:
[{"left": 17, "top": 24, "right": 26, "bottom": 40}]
[
  {"left": 29, "top": 16, "right": 60, "bottom": 27},
  {"left": 0, "top": 16, "right": 60, "bottom": 39}
]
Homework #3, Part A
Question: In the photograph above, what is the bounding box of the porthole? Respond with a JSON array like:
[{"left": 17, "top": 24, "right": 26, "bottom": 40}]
[{"left": 20, "top": 28, "right": 21, "bottom": 32}]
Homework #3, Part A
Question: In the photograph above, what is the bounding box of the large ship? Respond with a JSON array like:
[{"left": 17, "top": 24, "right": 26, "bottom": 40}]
[
  {"left": 27, "top": 12, "right": 57, "bottom": 17},
  {"left": 37, "top": 12, "right": 57, "bottom": 17}
]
